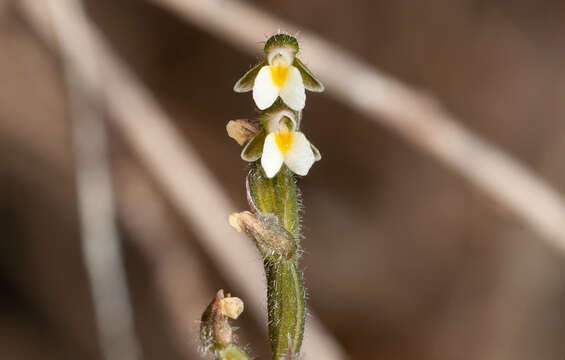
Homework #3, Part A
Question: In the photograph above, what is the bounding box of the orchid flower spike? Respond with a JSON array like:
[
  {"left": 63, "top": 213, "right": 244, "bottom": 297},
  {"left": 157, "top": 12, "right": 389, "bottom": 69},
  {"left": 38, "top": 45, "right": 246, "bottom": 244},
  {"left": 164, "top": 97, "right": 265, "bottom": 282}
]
[{"left": 233, "top": 34, "right": 324, "bottom": 111}]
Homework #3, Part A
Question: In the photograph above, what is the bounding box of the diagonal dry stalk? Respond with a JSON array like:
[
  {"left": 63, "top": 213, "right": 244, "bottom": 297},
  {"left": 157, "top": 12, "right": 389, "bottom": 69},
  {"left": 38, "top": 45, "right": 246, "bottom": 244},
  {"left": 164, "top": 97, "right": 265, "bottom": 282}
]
[
  {"left": 45, "top": 1, "right": 140, "bottom": 359},
  {"left": 152, "top": 0, "right": 565, "bottom": 255},
  {"left": 18, "top": 1, "right": 347, "bottom": 359}
]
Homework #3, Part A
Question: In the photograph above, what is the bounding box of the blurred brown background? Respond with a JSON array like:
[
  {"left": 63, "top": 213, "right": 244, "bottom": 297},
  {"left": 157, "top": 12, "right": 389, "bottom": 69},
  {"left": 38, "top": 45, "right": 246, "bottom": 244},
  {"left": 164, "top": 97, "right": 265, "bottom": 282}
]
[{"left": 2, "top": 0, "right": 565, "bottom": 359}]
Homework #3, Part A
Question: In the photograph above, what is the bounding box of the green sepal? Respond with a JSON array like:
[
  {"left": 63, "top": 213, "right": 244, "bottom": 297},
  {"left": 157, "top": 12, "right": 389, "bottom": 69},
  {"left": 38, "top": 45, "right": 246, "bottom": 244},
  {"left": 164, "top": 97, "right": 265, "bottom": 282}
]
[
  {"left": 264, "top": 34, "right": 299, "bottom": 54},
  {"left": 241, "top": 128, "right": 266, "bottom": 162},
  {"left": 293, "top": 58, "right": 324, "bottom": 92},
  {"left": 310, "top": 142, "right": 322, "bottom": 161},
  {"left": 233, "top": 59, "right": 266, "bottom": 93}
]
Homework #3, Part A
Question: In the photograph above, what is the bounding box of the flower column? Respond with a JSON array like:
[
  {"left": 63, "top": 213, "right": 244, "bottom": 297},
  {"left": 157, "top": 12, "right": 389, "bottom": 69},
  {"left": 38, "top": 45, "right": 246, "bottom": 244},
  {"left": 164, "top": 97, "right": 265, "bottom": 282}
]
[{"left": 228, "top": 34, "right": 324, "bottom": 359}]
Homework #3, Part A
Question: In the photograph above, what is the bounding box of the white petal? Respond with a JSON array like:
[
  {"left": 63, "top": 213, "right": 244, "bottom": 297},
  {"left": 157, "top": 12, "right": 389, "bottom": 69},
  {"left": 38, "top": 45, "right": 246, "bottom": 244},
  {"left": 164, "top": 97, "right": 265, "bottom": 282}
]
[
  {"left": 284, "top": 132, "right": 315, "bottom": 176},
  {"left": 279, "top": 66, "right": 306, "bottom": 111},
  {"left": 261, "top": 133, "right": 284, "bottom": 178},
  {"left": 253, "top": 66, "right": 279, "bottom": 110},
  {"left": 267, "top": 47, "right": 294, "bottom": 66}
]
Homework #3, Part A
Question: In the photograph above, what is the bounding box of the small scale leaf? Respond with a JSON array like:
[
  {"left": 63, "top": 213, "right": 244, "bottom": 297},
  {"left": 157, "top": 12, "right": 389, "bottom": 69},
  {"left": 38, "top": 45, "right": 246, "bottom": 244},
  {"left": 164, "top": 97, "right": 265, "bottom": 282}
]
[
  {"left": 293, "top": 58, "right": 324, "bottom": 92},
  {"left": 233, "top": 59, "right": 267, "bottom": 93},
  {"left": 228, "top": 211, "right": 297, "bottom": 261},
  {"left": 241, "top": 129, "right": 266, "bottom": 162}
]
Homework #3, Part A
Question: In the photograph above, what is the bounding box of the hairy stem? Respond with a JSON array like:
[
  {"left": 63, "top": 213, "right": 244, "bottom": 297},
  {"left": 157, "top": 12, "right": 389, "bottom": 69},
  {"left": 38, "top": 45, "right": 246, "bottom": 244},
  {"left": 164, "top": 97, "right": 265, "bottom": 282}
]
[
  {"left": 266, "top": 260, "right": 305, "bottom": 358},
  {"left": 247, "top": 163, "right": 305, "bottom": 358}
]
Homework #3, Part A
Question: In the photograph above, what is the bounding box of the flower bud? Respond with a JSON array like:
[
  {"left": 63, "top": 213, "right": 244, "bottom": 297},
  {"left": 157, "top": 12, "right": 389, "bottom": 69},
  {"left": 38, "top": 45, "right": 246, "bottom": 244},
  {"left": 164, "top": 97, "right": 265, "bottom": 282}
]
[
  {"left": 220, "top": 296, "right": 244, "bottom": 320},
  {"left": 200, "top": 289, "right": 245, "bottom": 349}
]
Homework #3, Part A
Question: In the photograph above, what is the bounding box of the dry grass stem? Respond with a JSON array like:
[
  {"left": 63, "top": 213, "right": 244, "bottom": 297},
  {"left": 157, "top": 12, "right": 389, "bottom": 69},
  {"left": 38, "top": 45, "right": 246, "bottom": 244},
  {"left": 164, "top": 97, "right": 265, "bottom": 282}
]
[{"left": 44, "top": 0, "right": 141, "bottom": 359}]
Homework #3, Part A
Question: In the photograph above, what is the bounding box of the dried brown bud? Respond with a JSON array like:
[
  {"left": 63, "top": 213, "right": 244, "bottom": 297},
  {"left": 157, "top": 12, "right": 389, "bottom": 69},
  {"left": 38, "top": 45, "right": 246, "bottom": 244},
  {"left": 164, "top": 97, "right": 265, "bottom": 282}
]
[
  {"left": 226, "top": 119, "right": 257, "bottom": 146},
  {"left": 200, "top": 289, "right": 245, "bottom": 348},
  {"left": 220, "top": 297, "right": 244, "bottom": 319},
  {"left": 229, "top": 212, "right": 246, "bottom": 232}
]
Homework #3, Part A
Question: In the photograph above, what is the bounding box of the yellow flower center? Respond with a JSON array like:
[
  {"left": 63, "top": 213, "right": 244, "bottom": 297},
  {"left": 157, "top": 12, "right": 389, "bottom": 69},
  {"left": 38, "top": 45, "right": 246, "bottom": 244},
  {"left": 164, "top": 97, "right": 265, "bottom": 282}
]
[
  {"left": 274, "top": 131, "right": 293, "bottom": 154},
  {"left": 270, "top": 64, "right": 289, "bottom": 87}
]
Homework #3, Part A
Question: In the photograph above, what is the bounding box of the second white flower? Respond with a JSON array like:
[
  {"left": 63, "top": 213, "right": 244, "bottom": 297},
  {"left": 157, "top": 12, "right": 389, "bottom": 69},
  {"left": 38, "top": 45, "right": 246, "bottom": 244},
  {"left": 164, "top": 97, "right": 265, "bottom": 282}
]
[{"left": 261, "top": 129, "right": 315, "bottom": 178}]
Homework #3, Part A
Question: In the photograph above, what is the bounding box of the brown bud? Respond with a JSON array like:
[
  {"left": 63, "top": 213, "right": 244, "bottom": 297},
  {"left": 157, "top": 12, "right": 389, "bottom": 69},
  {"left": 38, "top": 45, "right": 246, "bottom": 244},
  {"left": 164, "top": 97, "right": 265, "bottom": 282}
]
[
  {"left": 200, "top": 289, "right": 245, "bottom": 348},
  {"left": 226, "top": 119, "right": 257, "bottom": 146},
  {"left": 220, "top": 297, "right": 244, "bottom": 319}
]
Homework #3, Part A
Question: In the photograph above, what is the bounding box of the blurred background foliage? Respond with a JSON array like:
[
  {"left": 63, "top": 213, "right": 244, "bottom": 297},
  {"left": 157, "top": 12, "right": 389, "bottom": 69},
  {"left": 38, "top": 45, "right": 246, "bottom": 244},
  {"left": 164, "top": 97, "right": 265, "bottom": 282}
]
[{"left": 2, "top": 0, "right": 565, "bottom": 359}]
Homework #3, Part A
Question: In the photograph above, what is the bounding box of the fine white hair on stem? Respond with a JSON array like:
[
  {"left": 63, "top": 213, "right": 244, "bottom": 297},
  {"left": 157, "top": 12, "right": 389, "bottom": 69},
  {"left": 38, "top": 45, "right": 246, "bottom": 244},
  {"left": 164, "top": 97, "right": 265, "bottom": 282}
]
[
  {"left": 151, "top": 0, "right": 565, "bottom": 255},
  {"left": 19, "top": 1, "right": 346, "bottom": 359},
  {"left": 43, "top": 1, "right": 141, "bottom": 360}
]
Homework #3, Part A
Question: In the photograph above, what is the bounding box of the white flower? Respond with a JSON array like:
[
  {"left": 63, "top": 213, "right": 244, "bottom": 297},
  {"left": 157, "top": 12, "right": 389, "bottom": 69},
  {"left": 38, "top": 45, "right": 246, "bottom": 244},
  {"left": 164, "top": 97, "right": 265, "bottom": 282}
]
[
  {"left": 253, "top": 49, "right": 305, "bottom": 111},
  {"left": 233, "top": 34, "right": 324, "bottom": 111},
  {"left": 261, "top": 128, "right": 315, "bottom": 178},
  {"left": 257, "top": 109, "right": 321, "bottom": 178}
]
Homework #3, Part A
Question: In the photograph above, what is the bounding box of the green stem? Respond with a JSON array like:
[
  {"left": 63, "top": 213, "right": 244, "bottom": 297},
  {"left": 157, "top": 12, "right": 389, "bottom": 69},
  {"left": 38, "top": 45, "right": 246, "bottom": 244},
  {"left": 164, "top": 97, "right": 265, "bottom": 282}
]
[
  {"left": 266, "top": 260, "right": 305, "bottom": 358},
  {"left": 247, "top": 163, "right": 305, "bottom": 359}
]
